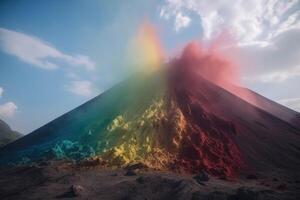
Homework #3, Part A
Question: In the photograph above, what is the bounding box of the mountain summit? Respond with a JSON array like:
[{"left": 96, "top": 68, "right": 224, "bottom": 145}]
[{"left": 1, "top": 45, "right": 299, "bottom": 179}]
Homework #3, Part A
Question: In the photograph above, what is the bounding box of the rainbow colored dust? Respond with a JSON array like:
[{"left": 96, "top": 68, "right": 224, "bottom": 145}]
[{"left": 0, "top": 24, "right": 247, "bottom": 179}]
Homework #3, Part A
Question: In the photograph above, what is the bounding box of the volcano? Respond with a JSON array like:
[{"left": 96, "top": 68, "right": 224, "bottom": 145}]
[{"left": 1, "top": 45, "right": 300, "bottom": 181}]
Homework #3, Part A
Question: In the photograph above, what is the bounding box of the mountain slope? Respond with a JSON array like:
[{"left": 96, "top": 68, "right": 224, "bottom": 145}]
[
  {"left": 225, "top": 84, "right": 300, "bottom": 129},
  {"left": 0, "top": 119, "right": 22, "bottom": 147},
  {"left": 168, "top": 69, "right": 300, "bottom": 176},
  {"left": 0, "top": 73, "right": 167, "bottom": 163},
  {"left": 0, "top": 67, "right": 299, "bottom": 179}
]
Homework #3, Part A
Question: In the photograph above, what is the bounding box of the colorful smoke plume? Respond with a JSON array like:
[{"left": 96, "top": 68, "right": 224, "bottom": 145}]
[
  {"left": 171, "top": 42, "right": 240, "bottom": 87},
  {"left": 129, "top": 22, "right": 243, "bottom": 89},
  {"left": 0, "top": 23, "right": 257, "bottom": 179},
  {"left": 128, "top": 22, "right": 164, "bottom": 72}
]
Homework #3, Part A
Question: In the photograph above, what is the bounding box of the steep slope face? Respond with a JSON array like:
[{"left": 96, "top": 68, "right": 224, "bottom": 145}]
[
  {"left": 0, "top": 72, "right": 188, "bottom": 171},
  {"left": 0, "top": 119, "right": 22, "bottom": 147},
  {"left": 225, "top": 85, "right": 300, "bottom": 129},
  {"left": 1, "top": 64, "right": 300, "bottom": 179},
  {"left": 167, "top": 47, "right": 300, "bottom": 177},
  {"left": 168, "top": 68, "right": 300, "bottom": 177},
  {"left": 247, "top": 89, "right": 300, "bottom": 129},
  {"left": 0, "top": 74, "right": 168, "bottom": 164}
]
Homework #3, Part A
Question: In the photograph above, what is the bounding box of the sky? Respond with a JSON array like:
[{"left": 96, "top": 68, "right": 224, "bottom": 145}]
[{"left": 0, "top": 0, "right": 300, "bottom": 134}]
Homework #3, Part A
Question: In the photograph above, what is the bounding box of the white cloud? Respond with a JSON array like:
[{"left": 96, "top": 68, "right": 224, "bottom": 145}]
[
  {"left": 0, "top": 87, "right": 3, "bottom": 98},
  {"left": 66, "top": 72, "right": 80, "bottom": 79},
  {"left": 239, "top": 28, "right": 300, "bottom": 83},
  {"left": 246, "top": 66, "right": 300, "bottom": 83},
  {"left": 278, "top": 97, "right": 300, "bottom": 112},
  {"left": 0, "top": 28, "right": 95, "bottom": 70},
  {"left": 159, "top": 0, "right": 299, "bottom": 44},
  {"left": 159, "top": 0, "right": 300, "bottom": 83},
  {"left": 67, "top": 80, "right": 97, "bottom": 98},
  {"left": 0, "top": 87, "right": 18, "bottom": 118},
  {"left": 174, "top": 12, "right": 191, "bottom": 31},
  {"left": 0, "top": 101, "right": 17, "bottom": 118}
]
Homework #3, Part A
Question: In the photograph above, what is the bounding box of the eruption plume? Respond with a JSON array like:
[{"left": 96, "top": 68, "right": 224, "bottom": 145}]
[
  {"left": 170, "top": 42, "right": 240, "bottom": 87},
  {"left": 128, "top": 22, "right": 164, "bottom": 73}
]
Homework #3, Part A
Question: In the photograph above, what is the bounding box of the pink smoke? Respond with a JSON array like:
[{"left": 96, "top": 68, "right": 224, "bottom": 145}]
[
  {"left": 171, "top": 42, "right": 240, "bottom": 88},
  {"left": 168, "top": 39, "right": 262, "bottom": 111}
]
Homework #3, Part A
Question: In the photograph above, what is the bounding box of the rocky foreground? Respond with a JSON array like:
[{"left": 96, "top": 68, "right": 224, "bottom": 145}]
[{"left": 0, "top": 160, "right": 299, "bottom": 200}]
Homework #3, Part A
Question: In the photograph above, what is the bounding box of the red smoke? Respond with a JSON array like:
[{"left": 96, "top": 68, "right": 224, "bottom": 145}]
[
  {"left": 167, "top": 42, "right": 247, "bottom": 178},
  {"left": 169, "top": 40, "right": 264, "bottom": 114},
  {"left": 171, "top": 41, "right": 240, "bottom": 89}
]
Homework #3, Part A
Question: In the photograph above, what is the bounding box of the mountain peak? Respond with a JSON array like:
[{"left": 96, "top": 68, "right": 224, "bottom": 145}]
[{"left": 1, "top": 67, "right": 299, "bottom": 179}]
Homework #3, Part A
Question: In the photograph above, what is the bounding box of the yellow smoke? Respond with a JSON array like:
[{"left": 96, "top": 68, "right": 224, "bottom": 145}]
[{"left": 129, "top": 22, "right": 164, "bottom": 72}]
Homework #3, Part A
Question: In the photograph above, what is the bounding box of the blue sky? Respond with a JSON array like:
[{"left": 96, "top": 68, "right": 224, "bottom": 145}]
[{"left": 0, "top": 0, "right": 300, "bottom": 134}]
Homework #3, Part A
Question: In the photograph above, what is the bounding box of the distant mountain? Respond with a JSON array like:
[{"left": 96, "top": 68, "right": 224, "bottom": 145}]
[{"left": 0, "top": 119, "right": 22, "bottom": 147}]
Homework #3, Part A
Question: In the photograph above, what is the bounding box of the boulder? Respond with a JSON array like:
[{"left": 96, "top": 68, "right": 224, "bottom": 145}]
[{"left": 193, "top": 170, "right": 209, "bottom": 184}]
